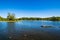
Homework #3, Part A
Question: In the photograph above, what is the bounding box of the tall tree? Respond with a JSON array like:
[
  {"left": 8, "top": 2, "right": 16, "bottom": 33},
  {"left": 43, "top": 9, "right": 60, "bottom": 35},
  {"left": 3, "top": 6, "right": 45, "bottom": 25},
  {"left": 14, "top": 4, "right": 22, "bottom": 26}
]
[{"left": 7, "top": 13, "right": 15, "bottom": 21}]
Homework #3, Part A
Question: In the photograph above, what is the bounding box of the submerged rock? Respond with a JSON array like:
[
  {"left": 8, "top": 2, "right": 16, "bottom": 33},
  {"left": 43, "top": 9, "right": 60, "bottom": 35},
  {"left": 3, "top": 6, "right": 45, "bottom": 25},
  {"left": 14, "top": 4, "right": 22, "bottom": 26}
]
[{"left": 41, "top": 25, "right": 54, "bottom": 28}]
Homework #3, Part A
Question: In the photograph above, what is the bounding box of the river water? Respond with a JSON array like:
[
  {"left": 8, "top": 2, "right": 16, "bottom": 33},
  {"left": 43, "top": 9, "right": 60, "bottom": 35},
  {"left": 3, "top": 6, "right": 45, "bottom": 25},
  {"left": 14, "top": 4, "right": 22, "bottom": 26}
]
[{"left": 0, "top": 20, "right": 60, "bottom": 40}]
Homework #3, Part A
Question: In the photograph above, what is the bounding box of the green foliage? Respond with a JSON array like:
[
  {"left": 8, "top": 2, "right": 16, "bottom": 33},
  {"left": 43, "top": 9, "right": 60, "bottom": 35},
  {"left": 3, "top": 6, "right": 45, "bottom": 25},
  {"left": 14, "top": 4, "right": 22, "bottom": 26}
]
[
  {"left": 50, "top": 16, "right": 60, "bottom": 21},
  {"left": 0, "top": 16, "right": 2, "bottom": 20},
  {"left": 18, "top": 16, "right": 60, "bottom": 21},
  {"left": 7, "top": 13, "right": 15, "bottom": 21},
  {"left": 0, "top": 13, "right": 60, "bottom": 21}
]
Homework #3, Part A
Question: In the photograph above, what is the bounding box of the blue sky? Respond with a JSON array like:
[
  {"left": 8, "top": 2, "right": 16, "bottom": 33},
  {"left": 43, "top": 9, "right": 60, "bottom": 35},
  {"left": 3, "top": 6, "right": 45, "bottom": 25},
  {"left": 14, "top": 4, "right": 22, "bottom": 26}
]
[{"left": 0, "top": 0, "right": 60, "bottom": 18}]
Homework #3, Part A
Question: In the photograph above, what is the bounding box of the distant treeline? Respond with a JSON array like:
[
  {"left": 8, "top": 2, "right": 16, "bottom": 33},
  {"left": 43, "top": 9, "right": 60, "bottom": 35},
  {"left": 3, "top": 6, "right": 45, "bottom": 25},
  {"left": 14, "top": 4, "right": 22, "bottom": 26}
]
[
  {"left": 0, "top": 13, "right": 60, "bottom": 21},
  {"left": 18, "top": 17, "right": 60, "bottom": 21}
]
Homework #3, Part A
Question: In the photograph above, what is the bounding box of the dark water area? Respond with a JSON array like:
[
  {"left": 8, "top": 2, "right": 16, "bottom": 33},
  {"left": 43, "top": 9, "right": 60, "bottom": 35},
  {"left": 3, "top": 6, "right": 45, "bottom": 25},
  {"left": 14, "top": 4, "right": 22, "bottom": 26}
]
[{"left": 0, "top": 20, "right": 60, "bottom": 40}]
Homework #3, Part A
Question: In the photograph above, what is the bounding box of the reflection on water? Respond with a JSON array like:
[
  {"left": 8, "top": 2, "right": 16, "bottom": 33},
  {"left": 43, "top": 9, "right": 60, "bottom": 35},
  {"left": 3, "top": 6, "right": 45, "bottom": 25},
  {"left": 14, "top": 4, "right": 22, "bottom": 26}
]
[
  {"left": 0, "top": 21, "right": 60, "bottom": 40},
  {"left": 7, "top": 22, "right": 16, "bottom": 40}
]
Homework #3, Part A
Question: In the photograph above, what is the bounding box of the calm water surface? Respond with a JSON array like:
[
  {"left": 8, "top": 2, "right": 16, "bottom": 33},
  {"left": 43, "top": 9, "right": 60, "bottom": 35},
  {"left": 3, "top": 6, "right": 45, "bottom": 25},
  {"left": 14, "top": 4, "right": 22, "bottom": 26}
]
[{"left": 0, "top": 20, "right": 60, "bottom": 40}]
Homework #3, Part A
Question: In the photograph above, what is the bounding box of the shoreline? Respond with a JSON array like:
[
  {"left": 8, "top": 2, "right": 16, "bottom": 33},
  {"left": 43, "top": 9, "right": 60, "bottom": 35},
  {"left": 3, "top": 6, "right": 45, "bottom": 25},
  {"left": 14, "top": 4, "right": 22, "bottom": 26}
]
[
  {"left": 0, "top": 21, "right": 21, "bottom": 22},
  {"left": 0, "top": 20, "right": 60, "bottom": 22}
]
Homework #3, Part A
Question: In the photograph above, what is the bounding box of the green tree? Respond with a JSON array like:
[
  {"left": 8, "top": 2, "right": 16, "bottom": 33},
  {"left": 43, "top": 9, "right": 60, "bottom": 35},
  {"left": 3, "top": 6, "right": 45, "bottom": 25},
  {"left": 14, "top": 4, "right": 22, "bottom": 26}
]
[
  {"left": 7, "top": 13, "right": 15, "bottom": 21},
  {"left": 0, "top": 16, "right": 3, "bottom": 20},
  {"left": 50, "top": 16, "right": 59, "bottom": 21}
]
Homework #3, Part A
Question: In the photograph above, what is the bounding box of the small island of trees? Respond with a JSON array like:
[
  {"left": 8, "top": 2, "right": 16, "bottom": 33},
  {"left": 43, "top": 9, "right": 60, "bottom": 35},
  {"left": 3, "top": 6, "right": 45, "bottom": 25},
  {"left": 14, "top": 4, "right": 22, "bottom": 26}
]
[{"left": 0, "top": 13, "right": 60, "bottom": 22}]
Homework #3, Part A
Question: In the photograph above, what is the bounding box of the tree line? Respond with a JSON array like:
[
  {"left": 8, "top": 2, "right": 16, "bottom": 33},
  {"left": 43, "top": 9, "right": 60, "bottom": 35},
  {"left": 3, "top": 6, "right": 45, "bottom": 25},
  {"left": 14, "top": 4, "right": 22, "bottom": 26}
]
[
  {"left": 18, "top": 17, "right": 60, "bottom": 21},
  {"left": 0, "top": 13, "right": 60, "bottom": 21}
]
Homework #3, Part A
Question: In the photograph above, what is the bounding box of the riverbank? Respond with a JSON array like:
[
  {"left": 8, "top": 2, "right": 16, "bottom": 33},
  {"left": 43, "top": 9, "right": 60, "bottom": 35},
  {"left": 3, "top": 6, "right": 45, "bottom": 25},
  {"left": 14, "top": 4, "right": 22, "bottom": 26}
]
[{"left": 0, "top": 20, "right": 21, "bottom": 22}]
